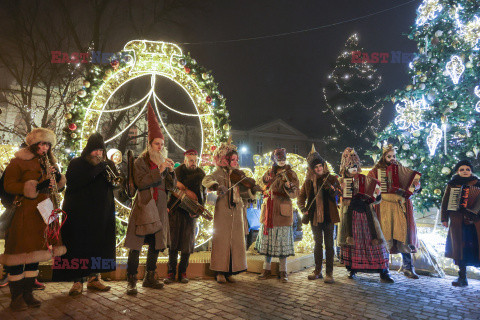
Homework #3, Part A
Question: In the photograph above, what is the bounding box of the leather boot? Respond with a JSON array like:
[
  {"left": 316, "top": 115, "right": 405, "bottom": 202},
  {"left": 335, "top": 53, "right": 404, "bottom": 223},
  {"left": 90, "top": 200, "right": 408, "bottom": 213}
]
[
  {"left": 179, "top": 273, "right": 189, "bottom": 284},
  {"left": 307, "top": 269, "right": 323, "bottom": 280},
  {"left": 23, "top": 277, "right": 41, "bottom": 308},
  {"left": 452, "top": 265, "right": 468, "bottom": 287},
  {"left": 126, "top": 274, "right": 138, "bottom": 295},
  {"left": 380, "top": 269, "right": 395, "bottom": 283},
  {"left": 142, "top": 271, "right": 164, "bottom": 289},
  {"left": 257, "top": 269, "right": 271, "bottom": 280},
  {"left": 33, "top": 279, "right": 46, "bottom": 290},
  {"left": 402, "top": 253, "right": 419, "bottom": 279},
  {"left": 163, "top": 273, "right": 176, "bottom": 284},
  {"left": 279, "top": 271, "right": 288, "bottom": 283},
  {"left": 9, "top": 279, "right": 28, "bottom": 311},
  {"left": 348, "top": 271, "right": 357, "bottom": 280}
]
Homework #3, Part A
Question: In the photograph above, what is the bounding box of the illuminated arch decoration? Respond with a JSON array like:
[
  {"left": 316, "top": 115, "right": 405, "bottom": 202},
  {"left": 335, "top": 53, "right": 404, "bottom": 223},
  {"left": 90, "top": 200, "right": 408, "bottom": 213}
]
[
  {"left": 252, "top": 152, "right": 335, "bottom": 253},
  {"left": 64, "top": 40, "right": 231, "bottom": 256}
]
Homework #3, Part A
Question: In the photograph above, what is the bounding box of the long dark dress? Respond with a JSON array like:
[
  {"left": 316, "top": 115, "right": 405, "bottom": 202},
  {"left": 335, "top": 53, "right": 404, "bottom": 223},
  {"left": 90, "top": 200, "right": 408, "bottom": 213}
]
[{"left": 52, "top": 157, "right": 117, "bottom": 281}]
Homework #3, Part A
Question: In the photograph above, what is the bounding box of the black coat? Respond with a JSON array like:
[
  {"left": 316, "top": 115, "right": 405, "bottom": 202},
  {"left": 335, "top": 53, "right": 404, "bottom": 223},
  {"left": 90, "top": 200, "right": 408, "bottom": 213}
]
[
  {"left": 168, "top": 164, "right": 205, "bottom": 253},
  {"left": 52, "top": 157, "right": 117, "bottom": 281}
]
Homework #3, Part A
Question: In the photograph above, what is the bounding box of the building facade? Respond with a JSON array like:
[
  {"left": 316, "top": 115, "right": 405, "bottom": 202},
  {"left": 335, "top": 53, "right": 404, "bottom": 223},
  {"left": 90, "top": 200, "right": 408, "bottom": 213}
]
[{"left": 231, "top": 119, "right": 324, "bottom": 168}]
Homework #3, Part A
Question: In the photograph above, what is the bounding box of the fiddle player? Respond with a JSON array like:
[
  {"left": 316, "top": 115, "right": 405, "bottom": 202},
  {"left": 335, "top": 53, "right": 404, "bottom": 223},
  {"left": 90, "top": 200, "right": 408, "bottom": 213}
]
[
  {"left": 124, "top": 104, "right": 176, "bottom": 294},
  {"left": 164, "top": 149, "right": 206, "bottom": 284},
  {"left": 256, "top": 148, "right": 299, "bottom": 283},
  {"left": 202, "top": 141, "right": 248, "bottom": 283},
  {"left": 52, "top": 133, "right": 117, "bottom": 296},
  {"left": 298, "top": 145, "right": 340, "bottom": 284}
]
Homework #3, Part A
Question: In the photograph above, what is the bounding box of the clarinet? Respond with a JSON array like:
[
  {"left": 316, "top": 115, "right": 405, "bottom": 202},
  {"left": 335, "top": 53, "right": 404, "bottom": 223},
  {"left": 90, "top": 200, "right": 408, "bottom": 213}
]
[{"left": 41, "top": 155, "right": 61, "bottom": 210}]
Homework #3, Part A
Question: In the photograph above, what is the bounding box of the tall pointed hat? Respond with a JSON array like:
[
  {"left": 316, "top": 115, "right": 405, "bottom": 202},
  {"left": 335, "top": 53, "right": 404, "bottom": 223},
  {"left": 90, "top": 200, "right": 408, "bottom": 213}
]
[
  {"left": 307, "top": 143, "right": 325, "bottom": 169},
  {"left": 147, "top": 103, "right": 164, "bottom": 142}
]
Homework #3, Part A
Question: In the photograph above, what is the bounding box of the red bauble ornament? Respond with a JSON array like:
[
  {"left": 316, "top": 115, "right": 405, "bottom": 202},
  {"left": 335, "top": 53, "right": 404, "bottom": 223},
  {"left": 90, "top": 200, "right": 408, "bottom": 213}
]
[
  {"left": 184, "top": 66, "right": 191, "bottom": 73},
  {"left": 110, "top": 60, "right": 119, "bottom": 70},
  {"left": 206, "top": 96, "right": 212, "bottom": 103},
  {"left": 210, "top": 145, "right": 217, "bottom": 152},
  {"left": 69, "top": 123, "right": 77, "bottom": 131}
]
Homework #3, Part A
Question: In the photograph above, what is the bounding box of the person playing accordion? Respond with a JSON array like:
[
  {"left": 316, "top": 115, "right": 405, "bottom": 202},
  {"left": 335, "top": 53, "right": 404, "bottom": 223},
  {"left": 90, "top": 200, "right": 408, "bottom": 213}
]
[{"left": 441, "top": 160, "right": 480, "bottom": 287}]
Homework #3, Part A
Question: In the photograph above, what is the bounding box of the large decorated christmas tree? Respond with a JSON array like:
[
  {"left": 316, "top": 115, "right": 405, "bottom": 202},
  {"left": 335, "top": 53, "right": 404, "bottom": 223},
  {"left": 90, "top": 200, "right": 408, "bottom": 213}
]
[
  {"left": 372, "top": 0, "right": 480, "bottom": 212},
  {"left": 322, "top": 34, "right": 385, "bottom": 165}
]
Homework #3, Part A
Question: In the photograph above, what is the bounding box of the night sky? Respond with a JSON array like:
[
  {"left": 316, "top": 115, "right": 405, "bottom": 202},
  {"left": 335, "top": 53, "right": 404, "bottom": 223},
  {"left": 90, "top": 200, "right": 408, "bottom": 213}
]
[
  {"left": 0, "top": 0, "right": 422, "bottom": 139},
  {"left": 176, "top": 0, "right": 421, "bottom": 137}
]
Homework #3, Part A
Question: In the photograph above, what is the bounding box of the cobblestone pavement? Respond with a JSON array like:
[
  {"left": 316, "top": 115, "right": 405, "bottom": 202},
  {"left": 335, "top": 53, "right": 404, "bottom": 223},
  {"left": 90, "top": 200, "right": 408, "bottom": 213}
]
[{"left": 0, "top": 266, "right": 479, "bottom": 320}]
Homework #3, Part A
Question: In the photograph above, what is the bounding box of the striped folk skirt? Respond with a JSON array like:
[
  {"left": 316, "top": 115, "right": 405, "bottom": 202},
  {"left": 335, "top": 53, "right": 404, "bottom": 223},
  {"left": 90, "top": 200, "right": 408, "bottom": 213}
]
[{"left": 341, "top": 210, "right": 389, "bottom": 272}]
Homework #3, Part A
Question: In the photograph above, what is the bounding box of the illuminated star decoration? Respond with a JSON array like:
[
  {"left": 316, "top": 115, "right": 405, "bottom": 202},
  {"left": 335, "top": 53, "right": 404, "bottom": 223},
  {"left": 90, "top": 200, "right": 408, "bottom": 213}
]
[
  {"left": 459, "top": 16, "right": 480, "bottom": 49},
  {"left": 416, "top": 0, "right": 443, "bottom": 26},
  {"left": 475, "top": 85, "right": 480, "bottom": 112},
  {"left": 445, "top": 55, "right": 465, "bottom": 85},
  {"left": 394, "top": 97, "right": 429, "bottom": 131},
  {"left": 426, "top": 123, "right": 443, "bottom": 156}
]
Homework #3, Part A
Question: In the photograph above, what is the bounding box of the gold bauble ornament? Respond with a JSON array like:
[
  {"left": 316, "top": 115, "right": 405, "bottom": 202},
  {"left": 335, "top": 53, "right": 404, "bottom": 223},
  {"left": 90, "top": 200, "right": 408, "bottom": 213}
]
[
  {"left": 434, "top": 189, "right": 442, "bottom": 195},
  {"left": 65, "top": 113, "right": 72, "bottom": 120}
]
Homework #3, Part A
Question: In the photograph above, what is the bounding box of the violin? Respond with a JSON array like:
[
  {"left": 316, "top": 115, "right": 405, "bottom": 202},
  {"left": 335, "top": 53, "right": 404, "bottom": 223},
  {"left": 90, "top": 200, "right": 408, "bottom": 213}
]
[{"left": 230, "top": 169, "right": 258, "bottom": 189}]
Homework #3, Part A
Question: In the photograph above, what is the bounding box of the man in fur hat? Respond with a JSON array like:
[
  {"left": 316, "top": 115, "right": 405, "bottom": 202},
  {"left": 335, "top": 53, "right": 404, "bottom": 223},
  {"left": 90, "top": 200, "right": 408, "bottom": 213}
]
[
  {"left": 298, "top": 145, "right": 340, "bottom": 283},
  {"left": 368, "top": 144, "right": 421, "bottom": 279},
  {"left": 164, "top": 149, "right": 205, "bottom": 284},
  {"left": 203, "top": 141, "right": 247, "bottom": 283},
  {"left": 125, "top": 103, "right": 175, "bottom": 295},
  {"left": 256, "top": 148, "right": 299, "bottom": 283},
  {"left": 52, "top": 132, "right": 118, "bottom": 295},
  {"left": 0, "top": 128, "right": 66, "bottom": 310}
]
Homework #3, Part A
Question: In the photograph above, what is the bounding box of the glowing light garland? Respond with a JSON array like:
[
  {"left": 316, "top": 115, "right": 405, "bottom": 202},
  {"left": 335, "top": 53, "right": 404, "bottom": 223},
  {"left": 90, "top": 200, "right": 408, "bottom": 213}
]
[
  {"left": 416, "top": 0, "right": 443, "bottom": 26},
  {"left": 459, "top": 16, "right": 480, "bottom": 49},
  {"left": 426, "top": 123, "right": 443, "bottom": 156},
  {"left": 475, "top": 85, "right": 480, "bottom": 112},
  {"left": 394, "top": 97, "right": 430, "bottom": 132},
  {"left": 322, "top": 33, "right": 385, "bottom": 145},
  {"left": 65, "top": 40, "right": 231, "bottom": 256},
  {"left": 445, "top": 55, "right": 465, "bottom": 85}
]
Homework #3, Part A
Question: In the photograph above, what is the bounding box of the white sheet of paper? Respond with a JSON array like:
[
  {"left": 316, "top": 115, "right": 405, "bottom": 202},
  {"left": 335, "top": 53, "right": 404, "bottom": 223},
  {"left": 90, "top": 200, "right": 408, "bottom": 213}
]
[{"left": 37, "top": 198, "right": 56, "bottom": 224}]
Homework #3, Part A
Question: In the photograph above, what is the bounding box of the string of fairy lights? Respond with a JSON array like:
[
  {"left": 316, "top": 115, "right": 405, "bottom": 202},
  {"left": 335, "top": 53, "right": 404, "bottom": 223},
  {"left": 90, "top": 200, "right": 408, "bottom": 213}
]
[{"left": 322, "top": 33, "right": 385, "bottom": 145}]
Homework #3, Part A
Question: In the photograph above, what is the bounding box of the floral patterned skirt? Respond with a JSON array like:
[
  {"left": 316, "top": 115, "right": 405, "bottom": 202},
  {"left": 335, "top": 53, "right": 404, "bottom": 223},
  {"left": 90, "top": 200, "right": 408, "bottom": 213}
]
[{"left": 255, "top": 225, "right": 295, "bottom": 258}]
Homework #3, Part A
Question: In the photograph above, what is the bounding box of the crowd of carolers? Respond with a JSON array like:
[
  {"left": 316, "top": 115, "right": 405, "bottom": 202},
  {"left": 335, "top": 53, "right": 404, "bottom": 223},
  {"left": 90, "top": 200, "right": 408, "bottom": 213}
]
[{"left": 0, "top": 103, "right": 479, "bottom": 312}]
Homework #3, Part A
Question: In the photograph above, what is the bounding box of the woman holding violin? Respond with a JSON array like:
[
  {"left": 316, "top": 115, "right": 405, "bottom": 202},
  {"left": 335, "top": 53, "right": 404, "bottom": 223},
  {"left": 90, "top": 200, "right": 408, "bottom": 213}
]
[
  {"left": 256, "top": 148, "right": 299, "bottom": 283},
  {"left": 202, "top": 142, "right": 248, "bottom": 284}
]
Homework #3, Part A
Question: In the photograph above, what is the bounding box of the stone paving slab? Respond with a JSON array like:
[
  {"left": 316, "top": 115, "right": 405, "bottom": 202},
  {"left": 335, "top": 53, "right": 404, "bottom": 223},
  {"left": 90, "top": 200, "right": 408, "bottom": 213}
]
[{"left": 0, "top": 265, "right": 479, "bottom": 320}]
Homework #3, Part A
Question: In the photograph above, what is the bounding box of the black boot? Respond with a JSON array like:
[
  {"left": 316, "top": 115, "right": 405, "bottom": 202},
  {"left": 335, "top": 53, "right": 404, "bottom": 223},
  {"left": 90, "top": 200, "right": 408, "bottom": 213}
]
[
  {"left": 380, "top": 269, "right": 395, "bottom": 283},
  {"left": 402, "top": 253, "right": 419, "bottom": 279},
  {"left": 348, "top": 270, "right": 357, "bottom": 280},
  {"left": 142, "top": 271, "right": 164, "bottom": 289},
  {"left": 23, "top": 277, "right": 41, "bottom": 308},
  {"left": 452, "top": 265, "right": 468, "bottom": 287},
  {"left": 126, "top": 274, "right": 138, "bottom": 295},
  {"left": 9, "top": 279, "right": 28, "bottom": 311}
]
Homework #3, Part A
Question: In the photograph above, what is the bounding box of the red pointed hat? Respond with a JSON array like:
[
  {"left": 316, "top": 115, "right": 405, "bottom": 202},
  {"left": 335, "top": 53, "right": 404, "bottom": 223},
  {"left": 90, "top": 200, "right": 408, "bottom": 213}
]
[{"left": 147, "top": 103, "right": 164, "bottom": 142}]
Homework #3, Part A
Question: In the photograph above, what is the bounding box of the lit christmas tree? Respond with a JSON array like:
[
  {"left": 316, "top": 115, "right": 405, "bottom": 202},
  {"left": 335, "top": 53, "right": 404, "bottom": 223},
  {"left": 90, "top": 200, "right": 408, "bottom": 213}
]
[
  {"left": 322, "top": 33, "right": 385, "bottom": 164},
  {"left": 372, "top": 0, "right": 480, "bottom": 211}
]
